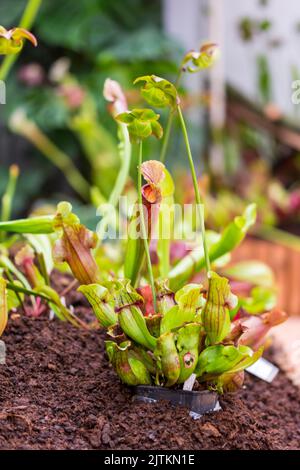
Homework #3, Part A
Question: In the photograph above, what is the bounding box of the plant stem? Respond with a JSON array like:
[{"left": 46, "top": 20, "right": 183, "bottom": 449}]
[
  {"left": 177, "top": 105, "right": 211, "bottom": 274},
  {"left": 4, "top": 269, "right": 27, "bottom": 315},
  {"left": 97, "top": 123, "right": 131, "bottom": 241},
  {"left": 0, "top": 0, "right": 42, "bottom": 81},
  {"left": 159, "top": 110, "right": 174, "bottom": 164},
  {"left": 159, "top": 70, "right": 183, "bottom": 163},
  {"left": 138, "top": 141, "right": 157, "bottom": 311},
  {"left": 0, "top": 165, "right": 19, "bottom": 242},
  {"left": 6, "top": 282, "right": 52, "bottom": 302},
  {"left": 37, "top": 252, "right": 50, "bottom": 285},
  {"left": 0, "top": 254, "right": 32, "bottom": 291},
  {"left": 0, "top": 215, "right": 54, "bottom": 234}
]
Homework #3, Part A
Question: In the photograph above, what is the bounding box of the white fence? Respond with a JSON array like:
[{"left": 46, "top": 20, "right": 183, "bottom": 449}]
[{"left": 163, "top": 0, "right": 300, "bottom": 119}]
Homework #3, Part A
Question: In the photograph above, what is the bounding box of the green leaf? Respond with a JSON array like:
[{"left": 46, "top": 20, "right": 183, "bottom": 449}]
[
  {"left": 240, "top": 286, "right": 277, "bottom": 314},
  {"left": 53, "top": 202, "right": 101, "bottom": 285},
  {"left": 116, "top": 112, "right": 134, "bottom": 124},
  {"left": 154, "top": 332, "right": 180, "bottom": 386},
  {"left": 7, "top": 281, "right": 23, "bottom": 311},
  {"left": 202, "top": 272, "right": 237, "bottom": 345},
  {"left": 25, "top": 234, "right": 54, "bottom": 275},
  {"left": 208, "top": 204, "right": 256, "bottom": 261},
  {"left": 116, "top": 108, "right": 162, "bottom": 143},
  {"left": 169, "top": 204, "right": 257, "bottom": 291},
  {"left": 105, "top": 340, "right": 152, "bottom": 386},
  {"left": 155, "top": 279, "right": 175, "bottom": 316},
  {"left": 175, "top": 283, "right": 205, "bottom": 311},
  {"left": 182, "top": 42, "right": 219, "bottom": 73},
  {"left": 0, "top": 0, "right": 25, "bottom": 25},
  {"left": 119, "top": 305, "right": 157, "bottom": 351},
  {"left": 222, "top": 260, "right": 274, "bottom": 288},
  {"left": 0, "top": 216, "right": 54, "bottom": 234},
  {"left": 134, "top": 75, "right": 178, "bottom": 108},
  {"left": 160, "top": 284, "right": 204, "bottom": 334},
  {"left": 128, "top": 355, "right": 152, "bottom": 384},
  {"left": 195, "top": 344, "right": 261, "bottom": 379},
  {"left": 124, "top": 161, "right": 163, "bottom": 284},
  {"left": 176, "top": 323, "right": 203, "bottom": 383},
  {"left": 78, "top": 284, "right": 117, "bottom": 327},
  {"left": 36, "top": 284, "right": 84, "bottom": 327},
  {"left": 160, "top": 305, "right": 186, "bottom": 334},
  {"left": 124, "top": 207, "right": 145, "bottom": 285},
  {"left": 113, "top": 280, "right": 157, "bottom": 350},
  {"left": 157, "top": 168, "right": 175, "bottom": 278},
  {"left": 98, "top": 27, "right": 180, "bottom": 63}
]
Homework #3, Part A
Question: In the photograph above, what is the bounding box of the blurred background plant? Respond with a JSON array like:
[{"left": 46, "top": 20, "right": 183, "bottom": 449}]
[
  {"left": 1, "top": 0, "right": 300, "bottom": 243},
  {"left": 0, "top": 0, "right": 183, "bottom": 220}
]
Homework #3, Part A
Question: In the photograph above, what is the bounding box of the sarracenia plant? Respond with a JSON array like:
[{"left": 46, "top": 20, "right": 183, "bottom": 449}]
[
  {"left": 0, "top": 195, "right": 287, "bottom": 390},
  {"left": 91, "top": 70, "right": 285, "bottom": 391},
  {"left": 133, "top": 74, "right": 211, "bottom": 276},
  {"left": 0, "top": 62, "right": 287, "bottom": 392},
  {"left": 159, "top": 42, "right": 219, "bottom": 164},
  {"left": 0, "top": 177, "right": 92, "bottom": 330}
]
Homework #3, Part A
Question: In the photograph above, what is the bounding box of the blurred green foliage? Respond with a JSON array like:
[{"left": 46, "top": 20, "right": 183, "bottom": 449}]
[{"left": 1, "top": 0, "right": 183, "bottom": 213}]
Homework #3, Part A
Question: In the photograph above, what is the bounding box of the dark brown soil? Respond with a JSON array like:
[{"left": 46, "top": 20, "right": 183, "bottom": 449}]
[{"left": 0, "top": 312, "right": 300, "bottom": 450}]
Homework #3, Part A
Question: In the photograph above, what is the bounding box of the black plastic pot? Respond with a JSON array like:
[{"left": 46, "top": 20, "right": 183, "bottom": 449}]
[{"left": 134, "top": 385, "right": 219, "bottom": 415}]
